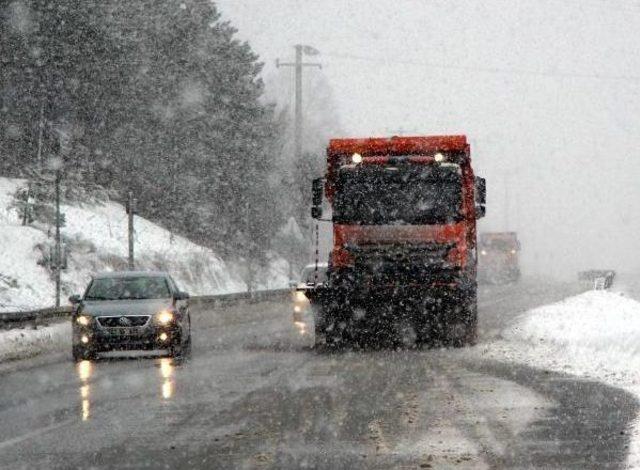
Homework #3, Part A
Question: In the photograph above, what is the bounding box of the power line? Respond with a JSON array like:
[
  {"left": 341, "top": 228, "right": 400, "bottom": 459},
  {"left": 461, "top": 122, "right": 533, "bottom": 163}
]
[{"left": 323, "top": 51, "right": 640, "bottom": 83}]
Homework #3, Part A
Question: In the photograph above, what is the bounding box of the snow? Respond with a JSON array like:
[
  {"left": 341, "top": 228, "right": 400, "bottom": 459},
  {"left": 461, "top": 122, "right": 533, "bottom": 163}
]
[
  {"left": 0, "top": 179, "right": 53, "bottom": 311},
  {"left": 0, "top": 177, "right": 289, "bottom": 313},
  {"left": 478, "top": 289, "right": 640, "bottom": 468},
  {"left": 0, "top": 321, "right": 69, "bottom": 363},
  {"left": 504, "top": 291, "right": 640, "bottom": 376}
]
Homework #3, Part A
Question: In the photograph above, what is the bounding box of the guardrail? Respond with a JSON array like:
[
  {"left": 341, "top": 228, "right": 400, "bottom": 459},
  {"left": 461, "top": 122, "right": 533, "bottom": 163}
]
[{"left": 0, "top": 288, "right": 291, "bottom": 329}]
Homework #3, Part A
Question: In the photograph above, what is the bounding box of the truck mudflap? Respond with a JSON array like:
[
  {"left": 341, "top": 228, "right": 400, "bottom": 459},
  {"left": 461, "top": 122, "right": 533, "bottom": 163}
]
[{"left": 305, "top": 282, "right": 477, "bottom": 349}]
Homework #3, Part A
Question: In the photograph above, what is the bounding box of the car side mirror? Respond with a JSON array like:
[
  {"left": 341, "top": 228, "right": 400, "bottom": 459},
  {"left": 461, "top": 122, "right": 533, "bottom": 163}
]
[
  {"left": 311, "top": 206, "right": 323, "bottom": 219},
  {"left": 175, "top": 291, "right": 190, "bottom": 301},
  {"left": 69, "top": 294, "right": 82, "bottom": 304}
]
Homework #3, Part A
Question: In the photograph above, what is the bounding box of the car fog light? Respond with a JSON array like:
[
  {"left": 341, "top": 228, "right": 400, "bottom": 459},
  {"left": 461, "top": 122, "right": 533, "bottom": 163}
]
[
  {"left": 81, "top": 335, "right": 89, "bottom": 344},
  {"left": 294, "top": 305, "right": 302, "bottom": 313},
  {"left": 159, "top": 332, "right": 168, "bottom": 342}
]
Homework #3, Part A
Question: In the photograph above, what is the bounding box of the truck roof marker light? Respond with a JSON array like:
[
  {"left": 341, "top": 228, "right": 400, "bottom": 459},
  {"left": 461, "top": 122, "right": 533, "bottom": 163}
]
[
  {"left": 434, "top": 153, "right": 445, "bottom": 163},
  {"left": 352, "top": 153, "right": 363, "bottom": 164}
]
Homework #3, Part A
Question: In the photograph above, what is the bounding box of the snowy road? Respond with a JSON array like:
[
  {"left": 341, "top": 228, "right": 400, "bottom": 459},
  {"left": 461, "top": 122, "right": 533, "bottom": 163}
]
[{"left": 0, "top": 281, "right": 636, "bottom": 469}]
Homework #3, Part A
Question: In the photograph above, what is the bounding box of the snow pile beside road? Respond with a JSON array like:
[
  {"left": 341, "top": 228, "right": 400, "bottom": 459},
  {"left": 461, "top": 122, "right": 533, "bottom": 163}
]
[
  {"left": 503, "top": 290, "right": 640, "bottom": 377},
  {"left": 0, "top": 177, "right": 288, "bottom": 312},
  {"left": 479, "top": 290, "right": 640, "bottom": 469},
  {"left": 0, "top": 322, "right": 69, "bottom": 362}
]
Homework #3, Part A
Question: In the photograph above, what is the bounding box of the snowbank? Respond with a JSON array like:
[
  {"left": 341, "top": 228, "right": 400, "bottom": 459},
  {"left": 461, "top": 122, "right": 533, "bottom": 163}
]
[
  {"left": 504, "top": 290, "right": 640, "bottom": 377},
  {"left": 0, "top": 322, "right": 70, "bottom": 362},
  {"left": 479, "top": 290, "right": 640, "bottom": 468},
  {"left": 0, "top": 177, "right": 288, "bottom": 312}
]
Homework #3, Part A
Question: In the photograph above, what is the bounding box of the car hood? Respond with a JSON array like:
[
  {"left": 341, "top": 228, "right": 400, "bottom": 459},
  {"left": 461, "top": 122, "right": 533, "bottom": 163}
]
[{"left": 79, "top": 298, "right": 172, "bottom": 317}]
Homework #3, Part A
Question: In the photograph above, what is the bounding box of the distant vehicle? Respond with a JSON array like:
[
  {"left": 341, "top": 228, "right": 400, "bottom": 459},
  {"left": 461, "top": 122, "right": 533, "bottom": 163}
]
[
  {"left": 478, "top": 232, "right": 520, "bottom": 284},
  {"left": 306, "top": 135, "right": 486, "bottom": 347},
  {"left": 292, "top": 263, "right": 328, "bottom": 323},
  {"left": 578, "top": 270, "right": 616, "bottom": 290},
  {"left": 69, "top": 271, "right": 191, "bottom": 361}
]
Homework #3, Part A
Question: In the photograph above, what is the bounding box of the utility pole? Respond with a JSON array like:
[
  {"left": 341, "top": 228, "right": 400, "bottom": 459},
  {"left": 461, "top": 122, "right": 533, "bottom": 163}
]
[
  {"left": 36, "top": 100, "right": 45, "bottom": 168},
  {"left": 54, "top": 170, "right": 61, "bottom": 307},
  {"left": 127, "top": 191, "right": 136, "bottom": 270},
  {"left": 276, "top": 44, "right": 322, "bottom": 161},
  {"left": 504, "top": 173, "right": 510, "bottom": 231}
]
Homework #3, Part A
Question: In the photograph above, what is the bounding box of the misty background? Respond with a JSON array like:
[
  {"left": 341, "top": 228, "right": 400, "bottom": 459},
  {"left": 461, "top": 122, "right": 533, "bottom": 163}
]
[{"left": 219, "top": 0, "right": 640, "bottom": 279}]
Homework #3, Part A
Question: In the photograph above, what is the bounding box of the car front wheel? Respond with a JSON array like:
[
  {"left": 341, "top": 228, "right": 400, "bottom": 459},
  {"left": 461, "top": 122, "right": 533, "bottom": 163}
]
[{"left": 72, "top": 345, "right": 96, "bottom": 362}]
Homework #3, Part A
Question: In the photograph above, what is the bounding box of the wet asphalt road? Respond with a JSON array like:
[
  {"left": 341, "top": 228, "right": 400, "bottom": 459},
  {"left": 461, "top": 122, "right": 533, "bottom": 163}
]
[{"left": 0, "top": 281, "right": 637, "bottom": 469}]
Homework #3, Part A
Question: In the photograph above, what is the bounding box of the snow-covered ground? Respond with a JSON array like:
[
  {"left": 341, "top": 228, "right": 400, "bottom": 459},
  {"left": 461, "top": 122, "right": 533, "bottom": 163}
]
[
  {"left": 0, "top": 322, "right": 69, "bottom": 363},
  {"left": 0, "top": 177, "right": 288, "bottom": 312},
  {"left": 478, "top": 286, "right": 640, "bottom": 468}
]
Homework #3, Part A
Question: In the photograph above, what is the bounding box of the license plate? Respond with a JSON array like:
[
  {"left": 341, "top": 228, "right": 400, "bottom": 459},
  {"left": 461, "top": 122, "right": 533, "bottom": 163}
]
[{"left": 110, "top": 328, "right": 140, "bottom": 337}]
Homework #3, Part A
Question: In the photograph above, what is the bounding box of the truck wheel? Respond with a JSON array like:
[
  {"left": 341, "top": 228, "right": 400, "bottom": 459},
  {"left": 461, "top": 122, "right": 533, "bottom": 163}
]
[
  {"left": 451, "top": 295, "right": 478, "bottom": 347},
  {"left": 440, "top": 286, "right": 478, "bottom": 348},
  {"left": 395, "top": 319, "right": 417, "bottom": 348},
  {"left": 315, "top": 320, "right": 346, "bottom": 349},
  {"left": 314, "top": 323, "right": 327, "bottom": 349}
]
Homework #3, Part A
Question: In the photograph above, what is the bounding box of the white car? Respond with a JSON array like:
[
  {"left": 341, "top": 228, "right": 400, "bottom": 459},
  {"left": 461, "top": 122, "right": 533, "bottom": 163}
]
[{"left": 292, "top": 263, "right": 328, "bottom": 322}]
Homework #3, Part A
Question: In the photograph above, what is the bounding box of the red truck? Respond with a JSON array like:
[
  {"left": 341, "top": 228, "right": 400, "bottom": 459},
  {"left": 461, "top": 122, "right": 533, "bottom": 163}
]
[
  {"left": 478, "top": 232, "right": 521, "bottom": 284},
  {"left": 306, "top": 135, "right": 486, "bottom": 347}
]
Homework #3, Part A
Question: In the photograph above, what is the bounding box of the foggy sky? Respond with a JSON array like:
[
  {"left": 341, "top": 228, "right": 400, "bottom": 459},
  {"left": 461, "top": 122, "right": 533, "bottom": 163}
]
[{"left": 217, "top": 0, "right": 640, "bottom": 279}]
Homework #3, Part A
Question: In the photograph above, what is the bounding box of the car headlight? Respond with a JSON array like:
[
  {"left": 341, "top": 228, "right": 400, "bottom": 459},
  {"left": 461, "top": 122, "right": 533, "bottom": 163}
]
[
  {"left": 76, "top": 315, "right": 91, "bottom": 326},
  {"left": 295, "top": 291, "right": 307, "bottom": 302},
  {"left": 480, "top": 249, "right": 487, "bottom": 256},
  {"left": 156, "top": 310, "right": 174, "bottom": 325}
]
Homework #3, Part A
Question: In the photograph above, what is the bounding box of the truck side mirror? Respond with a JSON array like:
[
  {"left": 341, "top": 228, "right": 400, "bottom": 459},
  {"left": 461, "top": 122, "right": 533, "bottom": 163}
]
[
  {"left": 475, "top": 177, "right": 486, "bottom": 204},
  {"left": 312, "top": 178, "right": 323, "bottom": 206},
  {"left": 474, "top": 176, "right": 486, "bottom": 218},
  {"left": 311, "top": 178, "right": 324, "bottom": 219}
]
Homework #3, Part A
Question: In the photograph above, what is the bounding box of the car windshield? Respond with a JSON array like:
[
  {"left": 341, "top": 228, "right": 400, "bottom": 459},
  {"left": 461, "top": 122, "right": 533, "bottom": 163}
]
[
  {"left": 333, "top": 164, "right": 463, "bottom": 225},
  {"left": 85, "top": 277, "right": 171, "bottom": 300}
]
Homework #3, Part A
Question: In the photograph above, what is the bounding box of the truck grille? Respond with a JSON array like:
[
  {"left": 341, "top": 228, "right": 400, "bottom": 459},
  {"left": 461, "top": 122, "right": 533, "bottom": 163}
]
[
  {"left": 348, "top": 243, "right": 454, "bottom": 284},
  {"left": 97, "top": 315, "right": 150, "bottom": 328}
]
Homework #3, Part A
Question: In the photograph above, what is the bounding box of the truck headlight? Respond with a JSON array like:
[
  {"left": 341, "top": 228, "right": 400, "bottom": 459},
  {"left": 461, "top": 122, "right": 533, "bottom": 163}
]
[
  {"left": 156, "top": 310, "right": 174, "bottom": 325},
  {"left": 76, "top": 315, "right": 91, "bottom": 326}
]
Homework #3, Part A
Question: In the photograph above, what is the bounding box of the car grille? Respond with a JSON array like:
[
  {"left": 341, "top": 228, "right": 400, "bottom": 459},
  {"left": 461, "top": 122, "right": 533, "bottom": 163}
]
[{"left": 97, "top": 315, "right": 150, "bottom": 328}]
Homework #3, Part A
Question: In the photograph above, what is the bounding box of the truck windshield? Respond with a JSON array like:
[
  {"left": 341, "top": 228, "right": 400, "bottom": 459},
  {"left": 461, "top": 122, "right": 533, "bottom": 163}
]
[{"left": 333, "top": 164, "right": 463, "bottom": 225}]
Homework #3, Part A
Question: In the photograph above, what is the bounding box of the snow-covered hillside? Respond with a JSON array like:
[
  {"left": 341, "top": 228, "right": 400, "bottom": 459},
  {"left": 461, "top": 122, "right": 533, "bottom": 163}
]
[{"left": 0, "top": 178, "right": 288, "bottom": 312}]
